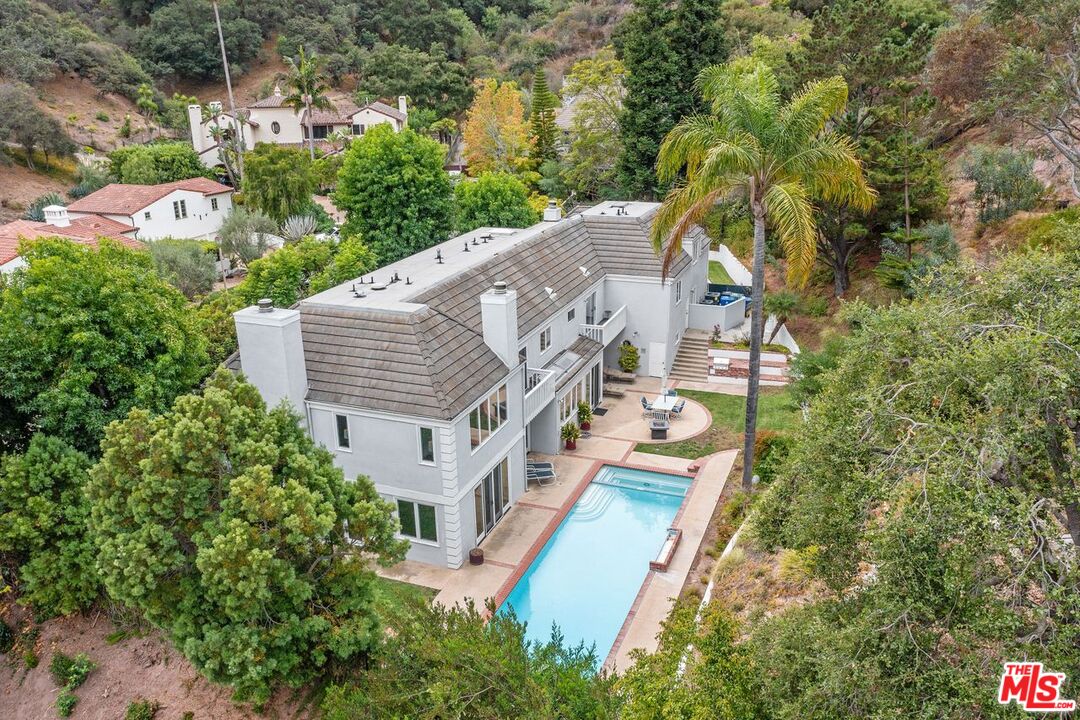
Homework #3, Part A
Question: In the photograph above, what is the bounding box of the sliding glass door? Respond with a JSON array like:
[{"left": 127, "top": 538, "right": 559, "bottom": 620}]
[{"left": 474, "top": 457, "right": 511, "bottom": 541}]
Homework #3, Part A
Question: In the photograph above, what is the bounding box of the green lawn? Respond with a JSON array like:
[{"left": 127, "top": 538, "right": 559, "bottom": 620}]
[
  {"left": 373, "top": 576, "right": 436, "bottom": 623},
  {"left": 636, "top": 388, "right": 800, "bottom": 459},
  {"left": 709, "top": 260, "right": 735, "bottom": 285}
]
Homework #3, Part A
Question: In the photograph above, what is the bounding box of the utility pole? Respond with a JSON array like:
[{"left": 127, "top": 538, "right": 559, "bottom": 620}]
[{"left": 212, "top": 0, "right": 245, "bottom": 179}]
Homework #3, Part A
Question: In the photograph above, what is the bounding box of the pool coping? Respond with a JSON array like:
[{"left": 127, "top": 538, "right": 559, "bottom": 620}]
[{"left": 491, "top": 457, "right": 701, "bottom": 670}]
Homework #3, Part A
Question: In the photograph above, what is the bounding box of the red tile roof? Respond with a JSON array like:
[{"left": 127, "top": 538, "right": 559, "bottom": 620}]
[
  {"left": 66, "top": 178, "right": 233, "bottom": 216},
  {"left": 0, "top": 218, "right": 143, "bottom": 265}
]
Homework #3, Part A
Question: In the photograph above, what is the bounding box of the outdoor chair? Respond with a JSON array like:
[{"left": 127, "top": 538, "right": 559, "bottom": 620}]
[
  {"left": 640, "top": 396, "right": 653, "bottom": 416},
  {"left": 527, "top": 467, "right": 557, "bottom": 486},
  {"left": 527, "top": 461, "right": 554, "bottom": 471},
  {"left": 664, "top": 388, "right": 677, "bottom": 398},
  {"left": 670, "top": 400, "right": 686, "bottom": 418}
]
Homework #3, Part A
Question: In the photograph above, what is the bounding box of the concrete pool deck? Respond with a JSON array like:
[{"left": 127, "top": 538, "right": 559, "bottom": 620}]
[{"left": 376, "top": 380, "right": 738, "bottom": 672}]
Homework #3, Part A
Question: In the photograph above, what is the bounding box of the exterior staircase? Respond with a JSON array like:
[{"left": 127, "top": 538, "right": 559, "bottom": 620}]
[{"left": 670, "top": 333, "right": 711, "bottom": 382}]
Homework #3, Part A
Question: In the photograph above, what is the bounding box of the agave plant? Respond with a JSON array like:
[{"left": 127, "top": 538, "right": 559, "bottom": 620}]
[{"left": 280, "top": 214, "right": 318, "bottom": 243}]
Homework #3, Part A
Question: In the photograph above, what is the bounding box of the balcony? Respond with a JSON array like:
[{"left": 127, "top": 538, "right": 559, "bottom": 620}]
[
  {"left": 524, "top": 367, "right": 557, "bottom": 423},
  {"left": 579, "top": 304, "right": 627, "bottom": 346}
]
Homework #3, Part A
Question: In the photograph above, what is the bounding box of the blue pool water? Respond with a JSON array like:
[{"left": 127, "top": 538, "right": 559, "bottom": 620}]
[{"left": 500, "top": 465, "right": 691, "bottom": 662}]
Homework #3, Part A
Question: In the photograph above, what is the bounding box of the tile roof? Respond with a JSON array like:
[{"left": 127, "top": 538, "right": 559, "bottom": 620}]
[
  {"left": 286, "top": 203, "right": 699, "bottom": 419},
  {"left": 248, "top": 93, "right": 289, "bottom": 108},
  {"left": 67, "top": 178, "right": 233, "bottom": 215},
  {"left": 300, "top": 99, "right": 406, "bottom": 125},
  {"left": 299, "top": 304, "right": 508, "bottom": 419},
  {"left": 0, "top": 218, "right": 143, "bottom": 264}
]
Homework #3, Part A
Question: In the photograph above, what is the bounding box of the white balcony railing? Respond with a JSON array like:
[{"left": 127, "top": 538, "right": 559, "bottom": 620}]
[
  {"left": 579, "top": 304, "right": 627, "bottom": 346},
  {"left": 524, "top": 367, "right": 557, "bottom": 423}
]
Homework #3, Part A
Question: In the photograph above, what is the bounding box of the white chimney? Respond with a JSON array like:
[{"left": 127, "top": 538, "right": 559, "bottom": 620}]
[
  {"left": 543, "top": 200, "right": 563, "bottom": 222},
  {"left": 42, "top": 205, "right": 70, "bottom": 227},
  {"left": 398, "top": 95, "right": 408, "bottom": 121},
  {"left": 188, "top": 104, "right": 204, "bottom": 151},
  {"left": 234, "top": 300, "right": 309, "bottom": 417},
  {"left": 273, "top": 85, "right": 282, "bottom": 97},
  {"left": 480, "top": 281, "right": 519, "bottom": 369}
]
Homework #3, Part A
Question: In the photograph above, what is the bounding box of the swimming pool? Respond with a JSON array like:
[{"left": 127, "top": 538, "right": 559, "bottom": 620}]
[{"left": 499, "top": 465, "right": 692, "bottom": 663}]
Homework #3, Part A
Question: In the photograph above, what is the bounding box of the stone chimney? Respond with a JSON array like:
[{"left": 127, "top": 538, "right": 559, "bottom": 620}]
[
  {"left": 543, "top": 200, "right": 563, "bottom": 222},
  {"left": 398, "top": 95, "right": 408, "bottom": 120},
  {"left": 42, "top": 205, "right": 70, "bottom": 227},
  {"left": 234, "top": 300, "right": 309, "bottom": 416},
  {"left": 480, "top": 281, "right": 519, "bottom": 369}
]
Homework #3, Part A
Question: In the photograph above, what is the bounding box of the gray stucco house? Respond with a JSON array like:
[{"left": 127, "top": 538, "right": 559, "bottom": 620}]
[{"left": 232, "top": 201, "right": 710, "bottom": 568}]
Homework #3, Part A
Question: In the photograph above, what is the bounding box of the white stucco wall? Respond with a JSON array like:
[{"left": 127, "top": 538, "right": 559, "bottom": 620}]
[{"left": 71, "top": 189, "right": 233, "bottom": 241}]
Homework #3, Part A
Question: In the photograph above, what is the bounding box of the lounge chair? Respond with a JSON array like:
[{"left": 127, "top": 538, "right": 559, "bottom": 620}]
[
  {"left": 527, "top": 461, "right": 554, "bottom": 471},
  {"left": 527, "top": 467, "right": 557, "bottom": 486}
]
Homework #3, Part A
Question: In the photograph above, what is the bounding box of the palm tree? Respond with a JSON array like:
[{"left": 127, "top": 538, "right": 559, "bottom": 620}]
[
  {"left": 283, "top": 46, "right": 333, "bottom": 161},
  {"left": 651, "top": 59, "right": 874, "bottom": 491}
]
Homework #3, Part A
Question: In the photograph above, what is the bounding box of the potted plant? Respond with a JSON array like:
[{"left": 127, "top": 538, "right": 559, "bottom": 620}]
[
  {"left": 561, "top": 422, "right": 581, "bottom": 451},
  {"left": 577, "top": 401, "right": 593, "bottom": 430},
  {"left": 469, "top": 547, "right": 484, "bottom": 565}
]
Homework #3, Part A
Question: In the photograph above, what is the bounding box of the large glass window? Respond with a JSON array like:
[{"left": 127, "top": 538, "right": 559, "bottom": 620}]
[
  {"left": 419, "top": 426, "right": 435, "bottom": 464},
  {"left": 469, "top": 383, "right": 509, "bottom": 449},
  {"left": 335, "top": 414, "right": 350, "bottom": 449},
  {"left": 397, "top": 500, "right": 437, "bottom": 542},
  {"left": 474, "top": 457, "right": 511, "bottom": 540}
]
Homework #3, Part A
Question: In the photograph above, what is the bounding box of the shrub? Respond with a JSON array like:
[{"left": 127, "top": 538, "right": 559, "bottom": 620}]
[
  {"left": 56, "top": 690, "right": 78, "bottom": 717},
  {"left": 618, "top": 342, "right": 640, "bottom": 372},
  {"left": 148, "top": 237, "right": 217, "bottom": 300},
  {"left": 49, "top": 652, "right": 95, "bottom": 689},
  {"left": 125, "top": 698, "right": 160, "bottom": 720},
  {"left": 24, "top": 649, "right": 38, "bottom": 668},
  {"left": 961, "top": 145, "right": 1044, "bottom": 223},
  {"left": 94, "top": 111, "right": 109, "bottom": 122},
  {"left": 801, "top": 295, "right": 828, "bottom": 317}
]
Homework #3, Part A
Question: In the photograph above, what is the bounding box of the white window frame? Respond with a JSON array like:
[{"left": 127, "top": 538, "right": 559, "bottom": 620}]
[
  {"left": 539, "top": 326, "right": 552, "bottom": 352},
  {"left": 143, "top": 211, "right": 151, "bottom": 220},
  {"left": 468, "top": 383, "right": 509, "bottom": 453},
  {"left": 173, "top": 199, "right": 187, "bottom": 220},
  {"left": 211, "top": 197, "right": 219, "bottom": 211},
  {"left": 675, "top": 280, "right": 682, "bottom": 303},
  {"left": 417, "top": 425, "right": 436, "bottom": 465},
  {"left": 397, "top": 499, "right": 438, "bottom": 544},
  {"left": 567, "top": 308, "right": 575, "bottom": 322},
  {"left": 334, "top": 413, "right": 351, "bottom": 451}
]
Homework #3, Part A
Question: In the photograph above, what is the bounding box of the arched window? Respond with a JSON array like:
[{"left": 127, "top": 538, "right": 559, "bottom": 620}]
[{"left": 271, "top": 121, "right": 281, "bottom": 134}]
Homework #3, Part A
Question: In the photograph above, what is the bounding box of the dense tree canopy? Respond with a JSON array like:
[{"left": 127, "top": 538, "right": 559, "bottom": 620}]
[
  {"left": 107, "top": 143, "right": 208, "bottom": 184},
  {"left": 750, "top": 247, "right": 1080, "bottom": 716},
  {"left": 322, "top": 601, "right": 618, "bottom": 719},
  {"left": 334, "top": 124, "right": 453, "bottom": 263},
  {"left": 462, "top": 78, "right": 531, "bottom": 175},
  {"left": 88, "top": 370, "right": 408, "bottom": 702},
  {"left": 560, "top": 48, "right": 626, "bottom": 200},
  {"left": 0, "top": 435, "right": 98, "bottom": 617},
  {"left": 136, "top": 0, "right": 262, "bottom": 80},
  {"left": 242, "top": 144, "right": 318, "bottom": 223},
  {"left": 0, "top": 238, "right": 208, "bottom": 453},
  {"left": 454, "top": 172, "right": 539, "bottom": 232}
]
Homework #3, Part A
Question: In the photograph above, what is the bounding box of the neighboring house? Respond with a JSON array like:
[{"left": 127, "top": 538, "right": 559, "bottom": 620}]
[
  {"left": 231, "top": 200, "right": 712, "bottom": 568},
  {"left": 66, "top": 178, "right": 234, "bottom": 241},
  {"left": 0, "top": 206, "right": 142, "bottom": 273},
  {"left": 188, "top": 90, "right": 408, "bottom": 169}
]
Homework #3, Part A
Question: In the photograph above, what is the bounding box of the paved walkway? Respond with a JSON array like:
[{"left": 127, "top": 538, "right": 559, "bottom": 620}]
[{"left": 377, "top": 379, "right": 739, "bottom": 673}]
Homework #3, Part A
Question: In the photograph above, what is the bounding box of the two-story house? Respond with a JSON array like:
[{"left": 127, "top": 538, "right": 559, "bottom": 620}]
[
  {"left": 66, "top": 178, "right": 234, "bottom": 241},
  {"left": 231, "top": 201, "right": 710, "bottom": 568},
  {"left": 188, "top": 90, "right": 407, "bottom": 169}
]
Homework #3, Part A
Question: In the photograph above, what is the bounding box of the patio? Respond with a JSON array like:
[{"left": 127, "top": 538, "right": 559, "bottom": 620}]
[{"left": 378, "top": 379, "right": 731, "bottom": 671}]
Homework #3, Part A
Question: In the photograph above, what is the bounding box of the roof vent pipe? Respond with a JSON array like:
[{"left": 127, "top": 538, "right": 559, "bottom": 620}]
[
  {"left": 493, "top": 280, "right": 507, "bottom": 295},
  {"left": 257, "top": 298, "right": 273, "bottom": 312},
  {"left": 543, "top": 200, "right": 563, "bottom": 222}
]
